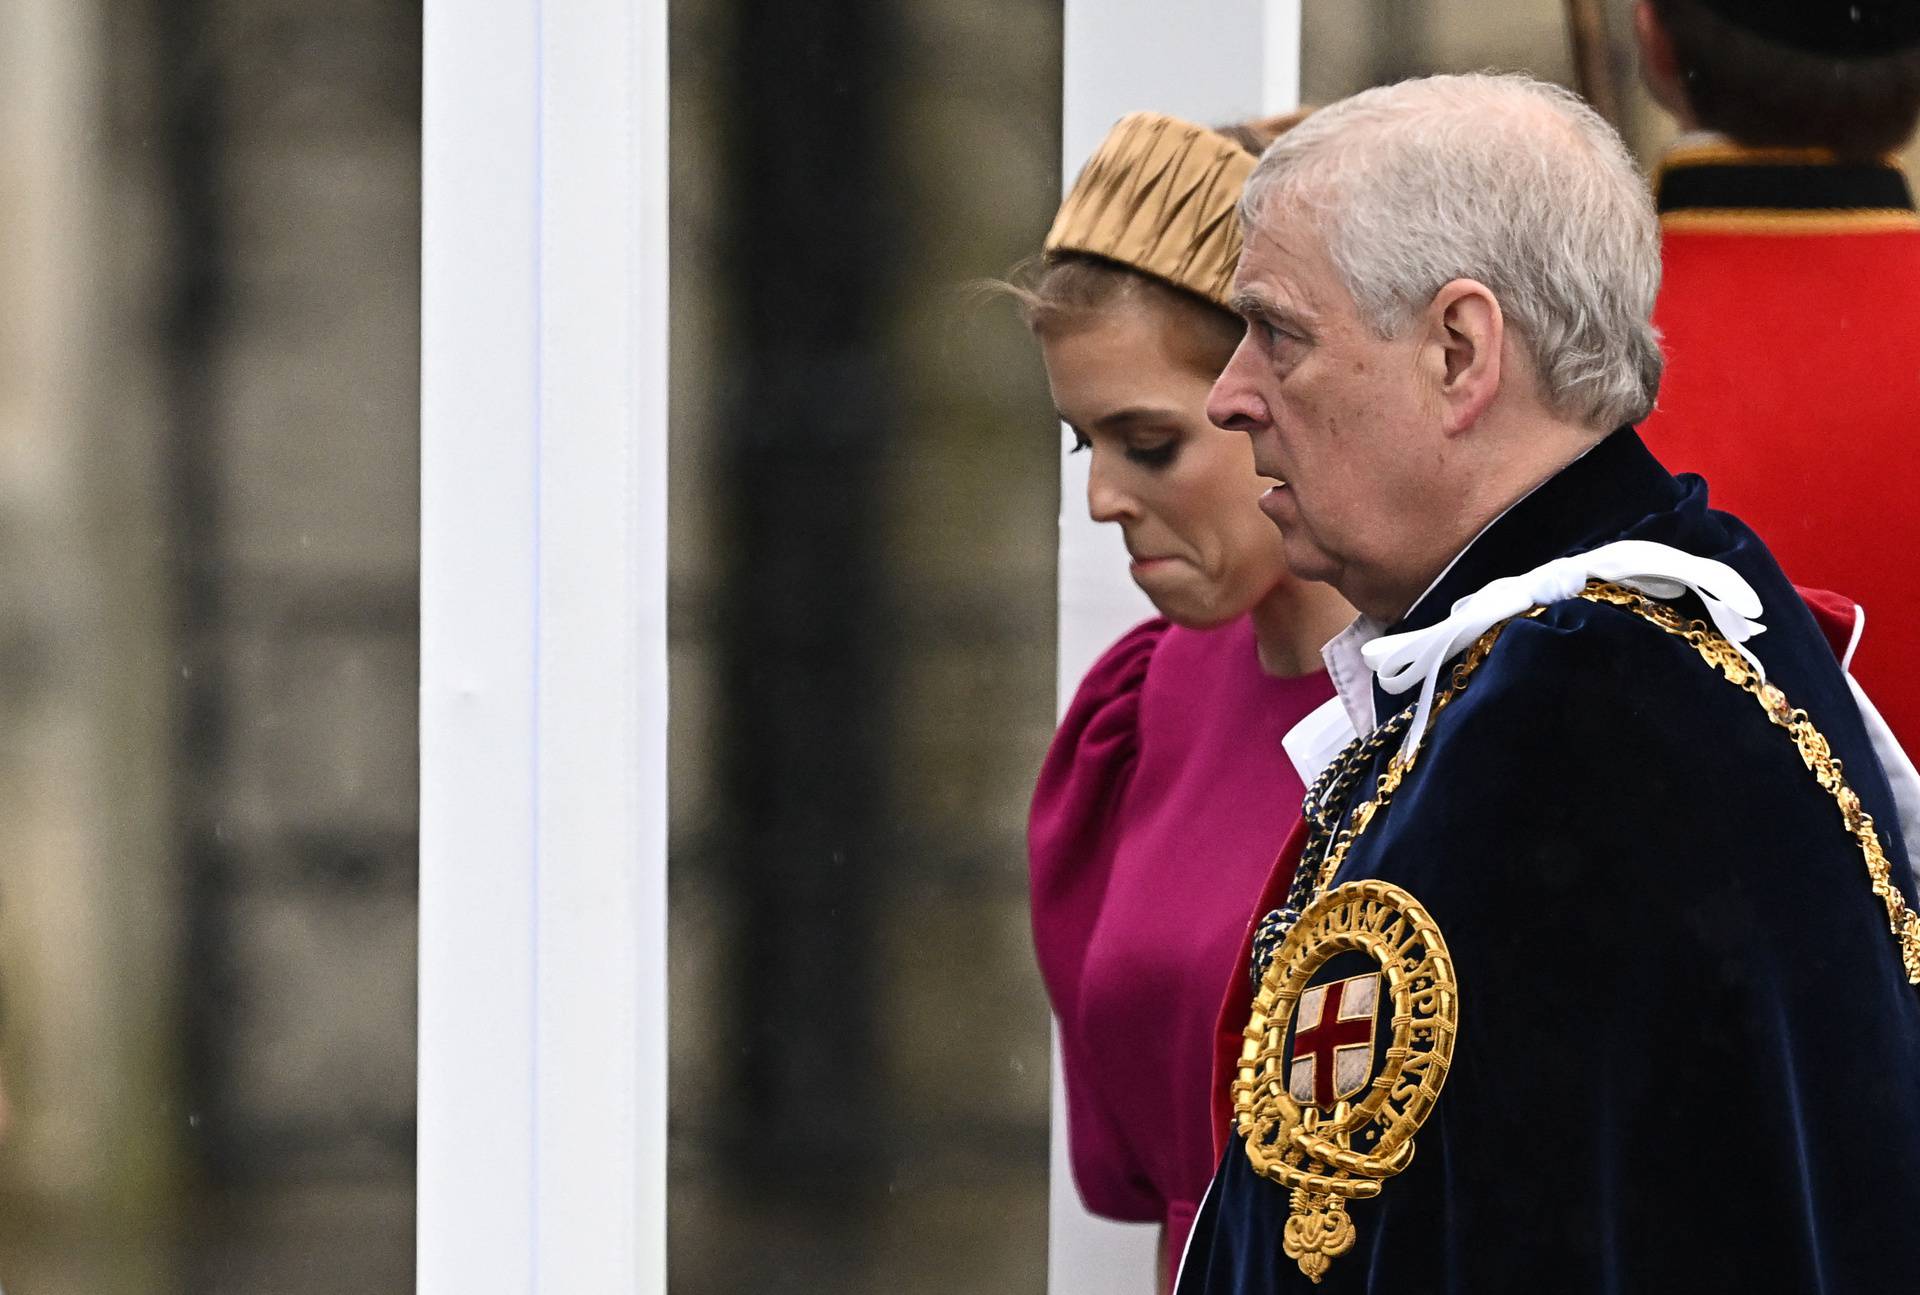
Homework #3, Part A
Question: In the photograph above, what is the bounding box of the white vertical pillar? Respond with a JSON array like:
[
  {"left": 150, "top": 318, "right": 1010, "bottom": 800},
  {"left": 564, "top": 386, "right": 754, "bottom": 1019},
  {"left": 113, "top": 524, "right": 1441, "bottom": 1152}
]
[
  {"left": 418, "top": 0, "right": 668, "bottom": 1289},
  {"left": 1051, "top": 3, "right": 1298, "bottom": 1291}
]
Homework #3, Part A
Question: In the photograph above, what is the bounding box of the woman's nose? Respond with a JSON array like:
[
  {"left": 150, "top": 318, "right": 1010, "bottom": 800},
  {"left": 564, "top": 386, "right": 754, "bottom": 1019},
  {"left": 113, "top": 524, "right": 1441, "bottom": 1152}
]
[{"left": 1086, "top": 452, "right": 1136, "bottom": 524}]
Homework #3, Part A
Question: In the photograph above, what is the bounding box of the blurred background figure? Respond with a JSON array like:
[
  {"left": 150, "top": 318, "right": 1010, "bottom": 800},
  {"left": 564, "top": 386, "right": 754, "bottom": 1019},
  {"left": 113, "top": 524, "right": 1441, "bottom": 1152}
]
[{"left": 1632, "top": 0, "right": 1920, "bottom": 747}]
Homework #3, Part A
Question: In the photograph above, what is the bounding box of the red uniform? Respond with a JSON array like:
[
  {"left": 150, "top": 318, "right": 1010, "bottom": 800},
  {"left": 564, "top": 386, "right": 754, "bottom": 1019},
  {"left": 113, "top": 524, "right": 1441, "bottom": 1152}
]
[{"left": 1641, "top": 141, "right": 1920, "bottom": 745}]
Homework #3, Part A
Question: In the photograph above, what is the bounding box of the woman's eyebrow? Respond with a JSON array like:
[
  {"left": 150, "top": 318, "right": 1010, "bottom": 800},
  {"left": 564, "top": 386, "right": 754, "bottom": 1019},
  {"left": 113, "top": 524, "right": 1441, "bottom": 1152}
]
[{"left": 1093, "top": 405, "right": 1183, "bottom": 432}]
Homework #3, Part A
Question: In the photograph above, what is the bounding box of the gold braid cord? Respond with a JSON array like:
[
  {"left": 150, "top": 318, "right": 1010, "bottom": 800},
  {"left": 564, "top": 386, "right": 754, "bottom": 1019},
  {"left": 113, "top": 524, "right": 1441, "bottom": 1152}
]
[
  {"left": 1580, "top": 581, "right": 1920, "bottom": 983},
  {"left": 1234, "top": 580, "right": 1920, "bottom": 1285}
]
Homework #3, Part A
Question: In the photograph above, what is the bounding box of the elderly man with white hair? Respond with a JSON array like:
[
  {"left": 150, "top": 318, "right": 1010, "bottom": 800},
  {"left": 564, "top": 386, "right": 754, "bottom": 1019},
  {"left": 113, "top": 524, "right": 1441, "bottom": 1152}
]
[{"left": 1176, "top": 73, "right": 1920, "bottom": 1292}]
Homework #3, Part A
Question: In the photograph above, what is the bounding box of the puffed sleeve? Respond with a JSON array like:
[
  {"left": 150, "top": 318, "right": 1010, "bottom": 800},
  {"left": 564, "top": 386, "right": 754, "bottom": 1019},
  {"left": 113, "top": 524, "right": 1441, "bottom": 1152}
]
[{"left": 1027, "top": 617, "right": 1168, "bottom": 1222}]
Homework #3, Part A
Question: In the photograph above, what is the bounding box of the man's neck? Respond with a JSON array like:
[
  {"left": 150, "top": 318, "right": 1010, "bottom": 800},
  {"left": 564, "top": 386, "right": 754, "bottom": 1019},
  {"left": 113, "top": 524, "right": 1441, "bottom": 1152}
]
[{"left": 1361, "top": 429, "right": 1603, "bottom": 625}]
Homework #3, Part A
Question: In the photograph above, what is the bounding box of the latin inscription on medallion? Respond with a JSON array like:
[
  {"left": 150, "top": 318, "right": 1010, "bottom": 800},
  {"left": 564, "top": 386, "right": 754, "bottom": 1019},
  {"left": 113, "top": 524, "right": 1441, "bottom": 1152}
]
[{"left": 1232, "top": 880, "right": 1458, "bottom": 1284}]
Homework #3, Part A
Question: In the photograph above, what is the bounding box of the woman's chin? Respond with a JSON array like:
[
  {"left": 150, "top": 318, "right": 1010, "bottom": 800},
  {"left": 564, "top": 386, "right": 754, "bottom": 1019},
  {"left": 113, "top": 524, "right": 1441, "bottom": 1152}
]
[
  {"left": 1139, "top": 589, "right": 1240, "bottom": 632},
  {"left": 1131, "top": 563, "right": 1253, "bottom": 629}
]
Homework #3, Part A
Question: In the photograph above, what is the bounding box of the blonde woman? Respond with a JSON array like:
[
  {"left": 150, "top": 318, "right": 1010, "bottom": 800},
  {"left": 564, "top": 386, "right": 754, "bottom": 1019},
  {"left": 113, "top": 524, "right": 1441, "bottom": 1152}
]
[{"left": 1010, "top": 112, "right": 1353, "bottom": 1288}]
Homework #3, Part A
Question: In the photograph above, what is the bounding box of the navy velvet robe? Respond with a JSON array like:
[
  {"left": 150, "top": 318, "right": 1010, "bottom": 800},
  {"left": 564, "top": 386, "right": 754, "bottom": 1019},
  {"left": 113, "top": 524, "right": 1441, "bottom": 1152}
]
[{"left": 1177, "top": 430, "right": 1920, "bottom": 1294}]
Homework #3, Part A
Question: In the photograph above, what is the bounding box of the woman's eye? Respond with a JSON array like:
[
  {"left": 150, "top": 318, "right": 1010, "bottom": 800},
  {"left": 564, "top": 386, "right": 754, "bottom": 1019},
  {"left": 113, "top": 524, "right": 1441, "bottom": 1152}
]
[
  {"left": 1067, "top": 432, "right": 1091, "bottom": 455},
  {"left": 1126, "top": 441, "right": 1176, "bottom": 469}
]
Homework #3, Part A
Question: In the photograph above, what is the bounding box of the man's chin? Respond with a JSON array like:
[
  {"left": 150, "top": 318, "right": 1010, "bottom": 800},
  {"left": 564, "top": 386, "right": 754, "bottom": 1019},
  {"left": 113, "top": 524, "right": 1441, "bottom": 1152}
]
[{"left": 1279, "top": 537, "right": 1340, "bottom": 588}]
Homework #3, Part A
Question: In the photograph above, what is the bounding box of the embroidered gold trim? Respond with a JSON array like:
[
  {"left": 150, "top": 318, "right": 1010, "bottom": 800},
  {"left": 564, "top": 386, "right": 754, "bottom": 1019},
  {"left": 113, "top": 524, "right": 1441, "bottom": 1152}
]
[
  {"left": 1660, "top": 208, "right": 1920, "bottom": 236},
  {"left": 1659, "top": 143, "right": 1853, "bottom": 173},
  {"left": 1654, "top": 144, "right": 1906, "bottom": 189}
]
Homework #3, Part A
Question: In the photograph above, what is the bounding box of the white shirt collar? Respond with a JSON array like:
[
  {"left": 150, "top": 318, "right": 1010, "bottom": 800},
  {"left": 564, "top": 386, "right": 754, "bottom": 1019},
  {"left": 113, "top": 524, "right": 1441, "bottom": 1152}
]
[{"left": 1319, "top": 614, "right": 1386, "bottom": 741}]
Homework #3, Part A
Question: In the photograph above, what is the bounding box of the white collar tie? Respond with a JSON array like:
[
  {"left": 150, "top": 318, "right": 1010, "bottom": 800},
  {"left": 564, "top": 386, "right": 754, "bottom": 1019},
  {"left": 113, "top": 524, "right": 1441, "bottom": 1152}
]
[{"left": 1360, "top": 539, "right": 1768, "bottom": 754}]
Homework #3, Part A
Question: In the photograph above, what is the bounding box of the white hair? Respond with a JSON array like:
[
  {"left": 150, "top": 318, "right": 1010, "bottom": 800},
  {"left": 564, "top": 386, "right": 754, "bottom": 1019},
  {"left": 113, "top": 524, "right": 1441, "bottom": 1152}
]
[{"left": 1239, "top": 73, "right": 1662, "bottom": 430}]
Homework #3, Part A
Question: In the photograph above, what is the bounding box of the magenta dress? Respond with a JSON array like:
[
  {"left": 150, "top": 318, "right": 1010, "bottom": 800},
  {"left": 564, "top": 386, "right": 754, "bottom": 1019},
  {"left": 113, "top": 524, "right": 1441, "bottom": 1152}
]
[{"left": 1028, "top": 614, "right": 1333, "bottom": 1279}]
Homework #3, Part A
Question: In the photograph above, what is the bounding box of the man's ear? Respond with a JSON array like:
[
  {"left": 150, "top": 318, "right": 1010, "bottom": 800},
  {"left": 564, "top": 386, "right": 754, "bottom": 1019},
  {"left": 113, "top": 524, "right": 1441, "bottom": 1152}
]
[{"left": 1428, "top": 279, "right": 1502, "bottom": 437}]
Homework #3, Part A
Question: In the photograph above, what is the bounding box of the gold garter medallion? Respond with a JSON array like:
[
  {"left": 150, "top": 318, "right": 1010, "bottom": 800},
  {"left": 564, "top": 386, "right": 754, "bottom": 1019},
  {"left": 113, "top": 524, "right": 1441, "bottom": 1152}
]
[{"left": 1233, "top": 879, "right": 1458, "bottom": 1284}]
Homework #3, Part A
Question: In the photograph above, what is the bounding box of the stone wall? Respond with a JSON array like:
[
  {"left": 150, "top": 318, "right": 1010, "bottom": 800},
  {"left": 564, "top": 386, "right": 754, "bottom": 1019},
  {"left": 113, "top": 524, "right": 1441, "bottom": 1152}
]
[{"left": 0, "top": 2, "right": 420, "bottom": 1291}]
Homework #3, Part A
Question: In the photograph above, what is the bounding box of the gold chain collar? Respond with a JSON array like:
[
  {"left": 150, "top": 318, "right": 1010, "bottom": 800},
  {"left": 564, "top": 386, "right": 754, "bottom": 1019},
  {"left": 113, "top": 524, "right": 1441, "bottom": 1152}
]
[{"left": 1582, "top": 582, "right": 1920, "bottom": 983}]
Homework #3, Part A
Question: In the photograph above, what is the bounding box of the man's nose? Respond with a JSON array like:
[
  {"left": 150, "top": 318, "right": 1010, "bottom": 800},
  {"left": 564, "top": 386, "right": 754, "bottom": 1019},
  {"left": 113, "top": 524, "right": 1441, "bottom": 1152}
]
[{"left": 1207, "top": 336, "right": 1269, "bottom": 434}]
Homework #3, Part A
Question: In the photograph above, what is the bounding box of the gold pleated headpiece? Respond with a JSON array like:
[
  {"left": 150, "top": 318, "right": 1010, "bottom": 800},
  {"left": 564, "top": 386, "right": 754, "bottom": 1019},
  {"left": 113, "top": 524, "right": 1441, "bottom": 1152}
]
[{"left": 1045, "top": 112, "right": 1256, "bottom": 310}]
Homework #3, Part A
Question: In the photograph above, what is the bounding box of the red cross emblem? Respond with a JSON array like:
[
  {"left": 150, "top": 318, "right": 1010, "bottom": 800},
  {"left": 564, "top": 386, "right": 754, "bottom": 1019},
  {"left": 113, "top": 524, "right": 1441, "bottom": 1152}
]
[{"left": 1289, "top": 972, "right": 1380, "bottom": 1107}]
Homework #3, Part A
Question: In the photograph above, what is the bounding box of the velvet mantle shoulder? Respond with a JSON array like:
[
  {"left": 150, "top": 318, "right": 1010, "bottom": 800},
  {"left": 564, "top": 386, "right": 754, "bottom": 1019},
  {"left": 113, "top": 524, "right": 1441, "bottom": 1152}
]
[{"left": 1202, "top": 597, "right": 1920, "bottom": 1292}]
